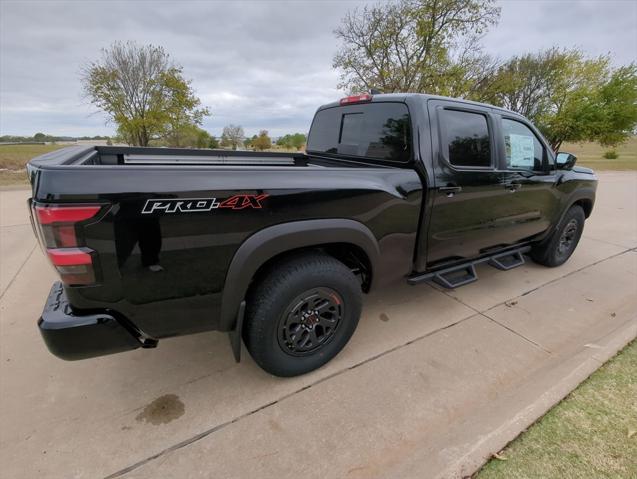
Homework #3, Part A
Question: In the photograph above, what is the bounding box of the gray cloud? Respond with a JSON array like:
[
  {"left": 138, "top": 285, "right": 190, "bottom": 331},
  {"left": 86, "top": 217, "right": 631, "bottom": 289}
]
[
  {"left": 482, "top": 0, "right": 637, "bottom": 65},
  {"left": 1, "top": 0, "right": 635, "bottom": 137}
]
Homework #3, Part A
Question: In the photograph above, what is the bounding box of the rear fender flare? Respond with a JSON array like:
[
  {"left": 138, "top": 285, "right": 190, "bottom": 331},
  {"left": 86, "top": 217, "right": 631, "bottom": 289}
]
[{"left": 219, "top": 219, "right": 380, "bottom": 331}]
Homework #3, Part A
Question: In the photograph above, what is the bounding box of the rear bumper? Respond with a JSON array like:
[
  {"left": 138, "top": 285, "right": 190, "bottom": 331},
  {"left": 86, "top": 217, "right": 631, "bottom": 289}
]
[{"left": 38, "top": 282, "right": 152, "bottom": 360}]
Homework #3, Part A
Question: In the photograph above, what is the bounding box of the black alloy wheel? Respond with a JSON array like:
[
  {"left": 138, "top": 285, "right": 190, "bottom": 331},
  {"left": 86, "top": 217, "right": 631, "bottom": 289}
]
[
  {"left": 277, "top": 287, "right": 344, "bottom": 356},
  {"left": 556, "top": 218, "right": 579, "bottom": 259}
]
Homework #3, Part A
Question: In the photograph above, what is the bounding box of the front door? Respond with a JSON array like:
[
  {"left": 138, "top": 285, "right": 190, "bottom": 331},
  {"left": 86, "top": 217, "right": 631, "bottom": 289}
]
[{"left": 495, "top": 115, "right": 561, "bottom": 241}]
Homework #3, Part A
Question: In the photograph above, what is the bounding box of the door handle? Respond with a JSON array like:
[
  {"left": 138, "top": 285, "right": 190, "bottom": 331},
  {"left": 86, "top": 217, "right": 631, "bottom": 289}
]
[
  {"left": 503, "top": 182, "right": 522, "bottom": 192},
  {"left": 438, "top": 186, "right": 462, "bottom": 197}
]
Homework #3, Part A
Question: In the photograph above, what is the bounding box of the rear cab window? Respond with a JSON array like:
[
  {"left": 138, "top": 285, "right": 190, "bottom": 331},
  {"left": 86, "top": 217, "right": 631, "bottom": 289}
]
[
  {"left": 439, "top": 109, "right": 491, "bottom": 168},
  {"left": 306, "top": 102, "right": 412, "bottom": 164}
]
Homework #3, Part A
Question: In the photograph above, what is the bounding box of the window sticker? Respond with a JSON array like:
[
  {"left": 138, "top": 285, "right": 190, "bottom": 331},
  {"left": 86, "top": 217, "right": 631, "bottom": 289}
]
[{"left": 506, "top": 133, "right": 535, "bottom": 168}]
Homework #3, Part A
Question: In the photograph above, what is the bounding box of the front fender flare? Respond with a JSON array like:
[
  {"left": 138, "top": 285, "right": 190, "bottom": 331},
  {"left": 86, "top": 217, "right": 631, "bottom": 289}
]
[
  {"left": 559, "top": 187, "right": 596, "bottom": 223},
  {"left": 539, "top": 187, "right": 596, "bottom": 244},
  {"left": 219, "top": 219, "right": 380, "bottom": 331}
]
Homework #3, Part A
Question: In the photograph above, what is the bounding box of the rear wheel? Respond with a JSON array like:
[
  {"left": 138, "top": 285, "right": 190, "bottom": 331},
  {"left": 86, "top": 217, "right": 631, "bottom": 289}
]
[
  {"left": 243, "top": 252, "right": 362, "bottom": 377},
  {"left": 531, "top": 205, "right": 585, "bottom": 267}
]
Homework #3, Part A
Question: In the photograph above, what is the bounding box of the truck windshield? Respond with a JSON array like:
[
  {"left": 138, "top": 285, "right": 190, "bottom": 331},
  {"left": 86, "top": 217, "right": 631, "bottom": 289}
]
[{"left": 307, "top": 102, "right": 411, "bottom": 163}]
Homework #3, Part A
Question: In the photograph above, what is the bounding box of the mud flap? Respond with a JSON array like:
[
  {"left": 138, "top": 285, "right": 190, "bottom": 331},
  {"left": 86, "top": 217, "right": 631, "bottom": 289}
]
[{"left": 228, "top": 300, "right": 246, "bottom": 362}]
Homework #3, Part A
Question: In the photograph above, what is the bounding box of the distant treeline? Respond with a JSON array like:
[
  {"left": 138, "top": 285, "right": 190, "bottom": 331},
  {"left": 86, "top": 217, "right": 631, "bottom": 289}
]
[{"left": 0, "top": 133, "right": 111, "bottom": 143}]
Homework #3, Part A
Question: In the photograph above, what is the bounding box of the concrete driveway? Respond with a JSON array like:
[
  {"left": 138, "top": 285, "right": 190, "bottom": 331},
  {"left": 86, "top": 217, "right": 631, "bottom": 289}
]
[{"left": 1, "top": 172, "right": 636, "bottom": 479}]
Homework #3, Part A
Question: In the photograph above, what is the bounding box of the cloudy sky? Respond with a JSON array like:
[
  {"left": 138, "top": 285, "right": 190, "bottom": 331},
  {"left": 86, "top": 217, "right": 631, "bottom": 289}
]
[{"left": 1, "top": 0, "right": 636, "bottom": 137}]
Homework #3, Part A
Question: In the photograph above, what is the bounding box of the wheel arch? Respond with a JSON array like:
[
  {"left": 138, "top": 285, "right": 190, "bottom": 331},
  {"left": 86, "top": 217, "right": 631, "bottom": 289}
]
[
  {"left": 219, "top": 219, "right": 380, "bottom": 331},
  {"left": 572, "top": 197, "right": 594, "bottom": 218},
  {"left": 554, "top": 189, "right": 596, "bottom": 230}
]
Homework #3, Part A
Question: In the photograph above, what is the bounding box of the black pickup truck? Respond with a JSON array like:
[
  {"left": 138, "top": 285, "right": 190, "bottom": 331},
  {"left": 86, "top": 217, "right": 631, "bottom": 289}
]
[{"left": 28, "top": 93, "right": 597, "bottom": 376}]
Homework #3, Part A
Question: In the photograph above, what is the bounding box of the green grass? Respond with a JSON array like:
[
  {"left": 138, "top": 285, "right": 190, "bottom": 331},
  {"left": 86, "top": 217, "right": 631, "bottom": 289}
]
[
  {"left": 0, "top": 170, "right": 30, "bottom": 187},
  {"left": 0, "top": 144, "right": 67, "bottom": 186},
  {"left": 477, "top": 340, "right": 637, "bottom": 479},
  {"left": 0, "top": 143, "right": 67, "bottom": 170},
  {"left": 562, "top": 137, "right": 637, "bottom": 171}
]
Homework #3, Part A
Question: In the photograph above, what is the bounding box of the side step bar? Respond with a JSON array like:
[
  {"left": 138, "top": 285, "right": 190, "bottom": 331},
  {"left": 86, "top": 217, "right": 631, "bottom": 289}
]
[
  {"left": 488, "top": 250, "right": 526, "bottom": 270},
  {"left": 407, "top": 246, "right": 531, "bottom": 289}
]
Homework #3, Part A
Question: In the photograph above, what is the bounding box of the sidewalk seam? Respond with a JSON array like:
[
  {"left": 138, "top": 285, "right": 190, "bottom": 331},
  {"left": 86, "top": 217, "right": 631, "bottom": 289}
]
[
  {"left": 581, "top": 233, "right": 637, "bottom": 250},
  {"left": 511, "top": 248, "right": 632, "bottom": 302},
  {"left": 427, "top": 284, "right": 552, "bottom": 355},
  {"left": 0, "top": 244, "right": 36, "bottom": 301},
  {"left": 482, "top": 314, "right": 553, "bottom": 354},
  {"left": 1, "top": 222, "right": 31, "bottom": 228}
]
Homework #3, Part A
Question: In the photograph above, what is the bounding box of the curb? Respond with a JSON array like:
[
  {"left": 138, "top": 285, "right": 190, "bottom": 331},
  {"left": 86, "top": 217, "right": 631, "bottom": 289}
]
[{"left": 438, "top": 316, "right": 637, "bottom": 479}]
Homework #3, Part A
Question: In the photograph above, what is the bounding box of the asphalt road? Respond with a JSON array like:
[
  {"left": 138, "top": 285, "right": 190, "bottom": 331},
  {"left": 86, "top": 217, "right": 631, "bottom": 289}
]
[{"left": 1, "top": 172, "right": 636, "bottom": 479}]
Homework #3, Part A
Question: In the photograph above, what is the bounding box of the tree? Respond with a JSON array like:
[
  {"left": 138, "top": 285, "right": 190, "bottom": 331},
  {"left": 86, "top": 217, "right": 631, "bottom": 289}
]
[
  {"left": 208, "top": 135, "right": 219, "bottom": 149},
  {"left": 33, "top": 132, "right": 46, "bottom": 141},
  {"left": 195, "top": 129, "right": 212, "bottom": 149},
  {"left": 220, "top": 124, "right": 244, "bottom": 150},
  {"left": 333, "top": 0, "right": 500, "bottom": 96},
  {"left": 593, "top": 65, "right": 637, "bottom": 147},
  {"left": 252, "top": 130, "right": 272, "bottom": 151},
  {"left": 470, "top": 48, "right": 577, "bottom": 118},
  {"left": 246, "top": 134, "right": 260, "bottom": 150},
  {"left": 476, "top": 48, "right": 637, "bottom": 150},
  {"left": 164, "top": 123, "right": 212, "bottom": 148},
  {"left": 277, "top": 133, "right": 307, "bottom": 150},
  {"left": 81, "top": 41, "right": 209, "bottom": 146}
]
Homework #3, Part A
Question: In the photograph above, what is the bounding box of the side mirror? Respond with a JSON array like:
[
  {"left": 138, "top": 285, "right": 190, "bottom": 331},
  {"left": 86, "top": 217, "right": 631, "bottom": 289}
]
[{"left": 556, "top": 152, "right": 577, "bottom": 170}]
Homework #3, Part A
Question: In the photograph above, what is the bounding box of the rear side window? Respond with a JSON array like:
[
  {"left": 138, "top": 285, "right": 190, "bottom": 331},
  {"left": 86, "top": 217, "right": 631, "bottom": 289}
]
[
  {"left": 440, "top": 109, "right": 491, "bottom": 168},
  {"left": 307, "top": 103, "right": 411, "bottom": 162}
]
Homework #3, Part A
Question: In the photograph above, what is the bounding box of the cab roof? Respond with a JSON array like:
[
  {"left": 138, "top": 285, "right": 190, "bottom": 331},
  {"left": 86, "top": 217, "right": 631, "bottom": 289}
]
[{"left": 318, "top": 92, "right": 522, "bottom": 118}]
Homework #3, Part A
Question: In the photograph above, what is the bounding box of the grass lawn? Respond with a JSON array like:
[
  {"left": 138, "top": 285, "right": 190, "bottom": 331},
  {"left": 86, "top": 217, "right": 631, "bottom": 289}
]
[
  {"left": 0, "top": 170, "right": 30, "bottom": 187},
  {"left": 477, "top": 340, "right": 637, "bottom": 479},
  {"left": 0, "top": 144, "right": 67, "bottom": 186},
  {"left": 562, "top": 137, "right": 637, "bottom": 171},
  {"left": 0, "top": 143, "right": 67, "bottom": 169}
]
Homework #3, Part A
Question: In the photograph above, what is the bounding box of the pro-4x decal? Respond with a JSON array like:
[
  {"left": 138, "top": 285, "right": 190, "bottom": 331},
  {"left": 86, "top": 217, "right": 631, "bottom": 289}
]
[{"left": 141, "top": 194, "right": 269, "bottom": 214}]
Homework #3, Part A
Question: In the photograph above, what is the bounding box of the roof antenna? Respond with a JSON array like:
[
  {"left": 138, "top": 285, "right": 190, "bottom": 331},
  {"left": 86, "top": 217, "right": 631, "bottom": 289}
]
[{"left": 370, "top": 88, "right": 383, "bottom": 95}]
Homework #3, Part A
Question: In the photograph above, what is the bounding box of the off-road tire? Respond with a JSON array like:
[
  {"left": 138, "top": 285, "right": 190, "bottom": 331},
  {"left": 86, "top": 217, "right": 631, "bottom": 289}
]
[
  {"left": 531, "top": 205, "right": 585, "bottom": 267},
  {"left": 243, "top": 252, "right": 362, "bottom": 377}
]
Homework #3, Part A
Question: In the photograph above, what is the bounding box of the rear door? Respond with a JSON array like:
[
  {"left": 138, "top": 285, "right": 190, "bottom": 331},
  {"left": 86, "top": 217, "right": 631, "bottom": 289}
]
[{"left": 425, "top": 100, "right": 508, "bottom": 265}]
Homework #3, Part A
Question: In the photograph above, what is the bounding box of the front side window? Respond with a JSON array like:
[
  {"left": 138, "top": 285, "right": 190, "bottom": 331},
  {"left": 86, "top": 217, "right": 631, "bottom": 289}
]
[
  {"left": 307, "top": 103, "right": 411, "bottom": 162},
  {"left": 439, "top": 109, "right": 491, "bottom": 168},
  {"left": 501, "top": 118, "right": 544, "bottom": 171}
]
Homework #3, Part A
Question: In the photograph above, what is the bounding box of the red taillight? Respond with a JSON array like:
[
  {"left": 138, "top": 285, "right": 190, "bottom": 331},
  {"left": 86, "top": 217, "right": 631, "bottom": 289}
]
[
  {"left": 47, "top": 249, "right": 95, "bottom": 285},
  {"left": 34, "top": 204, "right": 101, "bottom": 248},
  {"left": 339, "top": 94, "right": 373, "bottom": 105},
  {"left": 36, "top": 205, "right": 101, "bottom": 225},
  {"left": 33, "top": 204, "right": 102, "bottom": 285},
  {"left": 48, "top": 249, "right": 93, "bottom": 266},
  {"left": 54, "top": 225, "right": 78, "bottom": 247}
]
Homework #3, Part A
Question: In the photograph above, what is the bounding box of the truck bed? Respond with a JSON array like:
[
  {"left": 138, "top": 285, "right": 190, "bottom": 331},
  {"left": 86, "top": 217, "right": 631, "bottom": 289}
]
[
  {"left": 27, "top": 144, "right": 424, "bottom": 341},
  {"left": 27, "top": 145, "right": 311, "bottom": 168}
]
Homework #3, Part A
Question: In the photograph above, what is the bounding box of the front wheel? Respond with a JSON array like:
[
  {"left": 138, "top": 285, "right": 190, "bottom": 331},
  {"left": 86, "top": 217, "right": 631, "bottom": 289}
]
[
  {"left": 531, "top": 205, "right": 585, "bottom": 267},
  {"left": 243, "top": 252, "right": 362, "bottom": 377}
]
